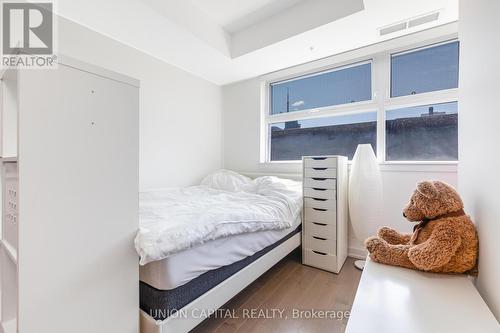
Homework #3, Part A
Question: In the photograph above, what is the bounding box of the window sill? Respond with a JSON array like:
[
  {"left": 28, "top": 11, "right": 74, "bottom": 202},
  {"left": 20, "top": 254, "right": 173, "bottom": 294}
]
[
  {"left": 259, "top": 160, "right": 458, "bottom": 173},
  {"left": 377, "top": 162, "right": 457, "bottom": 173}
]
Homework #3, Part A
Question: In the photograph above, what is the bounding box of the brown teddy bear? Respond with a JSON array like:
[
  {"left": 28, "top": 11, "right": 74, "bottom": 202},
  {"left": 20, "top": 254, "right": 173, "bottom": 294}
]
[{"left": 365, "top": 181, "right": 478, "bottom": 273}]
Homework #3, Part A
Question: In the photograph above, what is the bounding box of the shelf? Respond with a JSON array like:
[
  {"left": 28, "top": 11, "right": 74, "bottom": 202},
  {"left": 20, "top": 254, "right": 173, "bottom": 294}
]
[
  {"left": 1, "top": 318, "right": 17, "bottom": 333},
  {"left": 0, "top": 157, "right": 17, "bottom": 162},
  {"left": 0, "top": 240, "right": 17, "bottom": 264}
]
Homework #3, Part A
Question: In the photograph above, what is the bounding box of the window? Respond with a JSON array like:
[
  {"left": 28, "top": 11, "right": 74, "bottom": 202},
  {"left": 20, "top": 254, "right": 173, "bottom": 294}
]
[
  {"left": 391, "top": 41, "right": 459, "bottom": 97},
  {"left": 270, "top": 62, "right": 371, "bottom": 115},
  {"left": 270, "top": 112, "right": 377, "bottom": 161},
  {"left": 386, "top": 102, "right": 458, "bottom": 161},
  {"left": 263, "top": 39, "right": 459, "bottom": 162}
]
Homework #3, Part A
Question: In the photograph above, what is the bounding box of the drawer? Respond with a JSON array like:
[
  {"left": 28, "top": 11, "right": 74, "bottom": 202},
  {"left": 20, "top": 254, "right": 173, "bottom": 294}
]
[
  {"left": 303, "top": 178, "right": 336, "bottom": 189},
  {"left": 303, "top": 187, "right": 336, "bottom": 200},
  {"left": 304, "top": 157, "right": 337, "bottom": 168},
  {"left": 305, "top": 220, "right": 336, "bottom": 240},
  {"left": 304, "top": 235, "right": 336, "bottom": 254},
  {"left": 304, "top": 168, "right": 336, "bottom": 178},
  {"left": 304, "top": 197, "right": 336, "bottom": 210},
  {"left": 303, "top": 248, "right": 338, "bottom": 272},
  {"left": 304, "top": 207, "right": 336, "bottom": 224}
]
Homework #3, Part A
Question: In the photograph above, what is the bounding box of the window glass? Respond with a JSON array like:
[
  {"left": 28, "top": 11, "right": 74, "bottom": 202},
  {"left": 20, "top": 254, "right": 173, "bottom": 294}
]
[
  {"left": 269, "top": 112, "right": 377, "bottom": 161},
  {"left": 270, "top": 62, "right": 372, "bottom": 115},
  {"left": 385, "top": 102, "right": 458, "bottom": 161},
  {"left": 391, "top": 41, "right": 459, "bottom": 97}
]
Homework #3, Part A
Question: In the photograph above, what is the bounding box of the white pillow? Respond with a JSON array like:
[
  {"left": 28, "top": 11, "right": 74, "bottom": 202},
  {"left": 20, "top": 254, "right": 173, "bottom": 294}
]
[{"left": 200, "top": 169, "right": 252, "bottom": 192}]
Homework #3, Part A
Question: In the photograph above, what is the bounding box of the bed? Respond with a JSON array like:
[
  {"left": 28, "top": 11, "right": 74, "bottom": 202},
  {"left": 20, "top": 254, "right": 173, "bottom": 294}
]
[{"left": 135, "top": 170, "right": 303, "bottom": 333}]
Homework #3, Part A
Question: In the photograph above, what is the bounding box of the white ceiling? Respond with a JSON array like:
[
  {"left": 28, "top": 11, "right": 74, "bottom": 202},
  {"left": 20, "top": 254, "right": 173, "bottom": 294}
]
[
  {"left": 55, "top": 0, "right": 459, "bottom": 85},
  {"left": 189, "top": 0, "right": 304, "bottom": 32}
]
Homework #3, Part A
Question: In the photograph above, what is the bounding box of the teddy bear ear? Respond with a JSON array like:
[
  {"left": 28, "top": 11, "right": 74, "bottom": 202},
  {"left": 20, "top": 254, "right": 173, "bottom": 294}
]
[{"left": 416, "top": 181, "right": 439, "bottom": 199}]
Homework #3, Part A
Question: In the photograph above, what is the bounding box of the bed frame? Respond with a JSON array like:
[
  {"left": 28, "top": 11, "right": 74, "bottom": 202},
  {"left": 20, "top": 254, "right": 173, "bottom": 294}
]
[{"left": 140, "top": 232, "right": 301, "bottom": 333}]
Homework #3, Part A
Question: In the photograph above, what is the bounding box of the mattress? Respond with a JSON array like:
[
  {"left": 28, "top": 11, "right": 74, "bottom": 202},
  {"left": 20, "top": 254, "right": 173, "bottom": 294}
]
[
  {"left": 136, "top": 177, "right": 302, "bottom": 265},
  {"left": 140, "top": 216, "right": 301, "bottom": 290},
  {"left": 140, "top": 226, "right": 301, "bottom": 320}
]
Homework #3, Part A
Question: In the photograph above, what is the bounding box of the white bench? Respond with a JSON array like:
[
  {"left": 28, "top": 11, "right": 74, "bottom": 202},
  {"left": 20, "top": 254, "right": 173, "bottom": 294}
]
[{"left": 346, "top": 258, "right": 499, "bottom": 333}]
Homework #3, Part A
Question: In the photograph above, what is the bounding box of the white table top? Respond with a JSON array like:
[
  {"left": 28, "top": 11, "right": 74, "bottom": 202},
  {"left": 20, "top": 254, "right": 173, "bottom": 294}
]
[{"left": 346, "top": 258, "right": 499, "bottom": 333}]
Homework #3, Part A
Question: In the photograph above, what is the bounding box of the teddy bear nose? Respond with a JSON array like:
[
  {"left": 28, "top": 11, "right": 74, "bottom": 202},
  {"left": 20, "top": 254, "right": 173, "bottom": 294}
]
[{"left": 403, "top": 212, "right": 407, "bottom": 218}]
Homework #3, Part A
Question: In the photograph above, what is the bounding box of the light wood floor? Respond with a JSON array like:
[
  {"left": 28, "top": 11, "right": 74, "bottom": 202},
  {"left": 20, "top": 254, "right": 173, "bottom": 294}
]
[{"left": 191, "top": 251, "right": 362, "bottom": 333}]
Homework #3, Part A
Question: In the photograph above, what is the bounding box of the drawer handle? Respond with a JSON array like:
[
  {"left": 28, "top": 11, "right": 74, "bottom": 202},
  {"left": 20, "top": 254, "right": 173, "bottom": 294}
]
[
  {"left": 312, "top": 188, "right": 326, "bottom": 191},
  {"left": 312, "top": 208, "right": 326, "bottom": 211},
  {"left": 312, "top": 168, "right": 327, "bottom": 170},
  {"left": 312, "top": 178, "right": 327, "bottom": 181},
  {"left": 312, "top": 250, "right": 327, "bottom": 255},
  {"left": 312, "top": 157, "right": 327, "bottom": 160},
  {"left": 312, "top": 222, "right": 327, "bottom": 226},
  {"left": 313, "top": 236, "right": 327, "bottom": 241},
  {"left": 312, "top": 198, "right": 326, "bottom": 201}
]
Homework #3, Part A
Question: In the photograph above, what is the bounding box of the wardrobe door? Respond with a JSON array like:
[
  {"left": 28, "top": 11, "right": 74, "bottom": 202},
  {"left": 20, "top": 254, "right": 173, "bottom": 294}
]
[{"left": 17, "top": 62, "right": 139, "bottom": 333}]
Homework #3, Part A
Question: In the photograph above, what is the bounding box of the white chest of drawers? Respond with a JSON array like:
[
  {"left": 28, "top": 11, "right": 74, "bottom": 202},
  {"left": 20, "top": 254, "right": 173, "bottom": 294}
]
[{"left": 302, "top": 156, "right": 348, "bottom": 273}]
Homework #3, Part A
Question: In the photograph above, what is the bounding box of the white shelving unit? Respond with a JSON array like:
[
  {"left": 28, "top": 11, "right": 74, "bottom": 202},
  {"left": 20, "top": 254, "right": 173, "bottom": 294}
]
[
  {"left": 302, "top": 156, "right": 348, "bottom": 273},
  {"left": 0, "top": 67, "right": 18, "bottom": 333},
  {"left": 0, "top": 57, "right": 140, "bottom": 333},
  {"left": 0, "top": 68, "right": 18, "bottom": 158}
]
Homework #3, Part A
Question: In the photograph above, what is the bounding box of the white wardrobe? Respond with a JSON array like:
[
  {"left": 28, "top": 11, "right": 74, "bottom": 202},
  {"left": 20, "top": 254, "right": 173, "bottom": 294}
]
[{"left": 0, "top": 57, "right": 139, "bottom": 333}]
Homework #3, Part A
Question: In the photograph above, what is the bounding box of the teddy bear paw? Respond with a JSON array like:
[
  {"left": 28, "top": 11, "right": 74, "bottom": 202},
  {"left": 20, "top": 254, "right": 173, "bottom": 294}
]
[
  {"left": 365, "top": 236, "right": 386, "bottom": 253},
  {"left": 378, "top": 227, "right": 394, "bottom": 237}
]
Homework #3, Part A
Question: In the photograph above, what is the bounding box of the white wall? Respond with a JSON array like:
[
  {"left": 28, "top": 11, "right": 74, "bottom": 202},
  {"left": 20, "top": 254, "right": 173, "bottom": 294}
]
[
  {"left": 459, "top": 0, "right": 500, "bottom": 321},
  {"left": 56, "top": 16, "right": 222, "bottom": 189},
  {"left": 222, "top": 79, "right": 457, "bottom": 258}
]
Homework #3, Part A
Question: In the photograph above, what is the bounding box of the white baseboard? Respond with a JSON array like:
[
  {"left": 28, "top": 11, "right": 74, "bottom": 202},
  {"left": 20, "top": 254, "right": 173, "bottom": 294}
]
[{"left": 348, "top": 246, "right": 367, "bottom": 260}]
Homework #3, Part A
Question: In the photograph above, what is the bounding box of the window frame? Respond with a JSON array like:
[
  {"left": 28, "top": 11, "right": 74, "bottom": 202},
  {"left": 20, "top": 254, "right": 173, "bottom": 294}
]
[
  {"left": 261, "top": 38, "right": 459, "bottom": 164},
  {"left": 385, "top": 101, "right": 459, "bottom": 162},
  {"left": 269, "top": 60, "right": 373, "bottom": 115},
  {"left": 390, "top": 40, "right": 460, "bottom": 98}
]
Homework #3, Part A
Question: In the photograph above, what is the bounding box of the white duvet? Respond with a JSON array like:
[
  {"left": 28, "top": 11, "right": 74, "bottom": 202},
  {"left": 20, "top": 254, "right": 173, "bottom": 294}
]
[{"left": 135, "top": 174, "right": 302, "bottom": 265}]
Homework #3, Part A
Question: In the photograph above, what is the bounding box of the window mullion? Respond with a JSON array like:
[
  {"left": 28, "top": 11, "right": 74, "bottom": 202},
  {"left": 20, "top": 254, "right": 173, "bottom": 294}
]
[
  {"left": 373, "top": 53, "right": 390, "bottom": 163},
  {"left": 384, "top": 89, "right": 458, "bottom": 110},
  {"left": 266, "top": 102, "right": 378, "bottom": 124}
]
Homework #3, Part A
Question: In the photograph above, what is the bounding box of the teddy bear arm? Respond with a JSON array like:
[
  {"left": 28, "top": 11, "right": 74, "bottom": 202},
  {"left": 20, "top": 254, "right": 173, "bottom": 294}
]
[
  {"left": 365, "top": 237, "right": 416, "bottom": 269},
  {"left": 378, "top": 227, "right": 412, "bottom": 245},
  {"left": 408, "top": 223, "right": 462, "bottom": 271}
]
